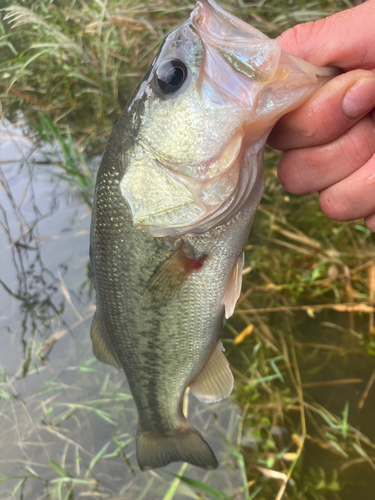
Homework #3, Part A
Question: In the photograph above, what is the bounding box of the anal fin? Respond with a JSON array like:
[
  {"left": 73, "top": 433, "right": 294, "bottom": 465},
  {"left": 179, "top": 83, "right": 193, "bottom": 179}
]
[
  {"left": 223, "top": 252, "right": 243, "bottom": 319},
  {"left": 190, "top": 342, "right": 234, "bottom": 404},
  {"left": 90, "top": 313, "right": 122, "bottom": 370}
]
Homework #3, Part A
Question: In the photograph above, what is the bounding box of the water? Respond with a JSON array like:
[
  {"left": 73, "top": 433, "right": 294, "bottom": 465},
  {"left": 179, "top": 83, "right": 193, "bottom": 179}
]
[{"left": 0, "top": 124, "right": 245, "bottom": 500}]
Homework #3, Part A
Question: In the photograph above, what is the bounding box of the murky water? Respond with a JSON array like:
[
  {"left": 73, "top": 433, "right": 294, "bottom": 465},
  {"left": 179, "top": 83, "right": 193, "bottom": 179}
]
[{"left": 0, "top": 124, "right": 245, "bottom": 500}]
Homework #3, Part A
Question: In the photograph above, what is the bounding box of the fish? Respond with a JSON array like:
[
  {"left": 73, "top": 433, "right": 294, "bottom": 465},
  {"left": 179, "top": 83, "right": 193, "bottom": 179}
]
[{"left": 90, "top": 0, "right": 337, "bottom": 471}]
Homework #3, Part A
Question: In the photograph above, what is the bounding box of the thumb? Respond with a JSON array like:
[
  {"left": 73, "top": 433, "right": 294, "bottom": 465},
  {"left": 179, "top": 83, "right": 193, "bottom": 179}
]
[{"left": 277, "top": 2, "right": 375, "bottom": 71}]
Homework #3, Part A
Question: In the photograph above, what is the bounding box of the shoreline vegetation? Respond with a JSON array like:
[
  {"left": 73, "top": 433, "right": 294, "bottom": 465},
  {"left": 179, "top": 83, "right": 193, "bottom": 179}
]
[{"left": 1, "top": 1, "right": 375, "bottom": 499}]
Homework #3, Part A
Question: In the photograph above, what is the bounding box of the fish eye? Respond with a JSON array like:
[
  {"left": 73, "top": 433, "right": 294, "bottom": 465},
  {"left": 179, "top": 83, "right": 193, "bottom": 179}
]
[{"left": 156, "top": 59, "right": 187, "bottom": 94}]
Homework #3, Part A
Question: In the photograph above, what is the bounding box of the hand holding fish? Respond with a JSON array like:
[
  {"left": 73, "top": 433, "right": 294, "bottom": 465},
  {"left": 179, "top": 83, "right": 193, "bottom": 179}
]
[{"left": 268, "top": 1, "right": 375, "bottom": 231}]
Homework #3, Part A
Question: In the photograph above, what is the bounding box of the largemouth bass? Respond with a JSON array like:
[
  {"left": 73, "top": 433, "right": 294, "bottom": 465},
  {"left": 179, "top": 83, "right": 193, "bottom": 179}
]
[{"left": 90, "top": 0, "right": 337, "bottom": 471}]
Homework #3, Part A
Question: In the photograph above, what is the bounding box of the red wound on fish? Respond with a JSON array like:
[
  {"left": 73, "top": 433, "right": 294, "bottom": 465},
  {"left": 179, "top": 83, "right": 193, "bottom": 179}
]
[
  {"left": 182, "top": 253, "right": 206, "bottom": 271},
  {"left": 145, "top": 246, "right": 207, "bottom": 299}
]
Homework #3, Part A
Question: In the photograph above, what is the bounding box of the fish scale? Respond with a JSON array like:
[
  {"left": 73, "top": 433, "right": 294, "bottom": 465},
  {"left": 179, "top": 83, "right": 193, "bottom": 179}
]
[{"left": 90, "top": 0, "right": 338, "bottom": 471}]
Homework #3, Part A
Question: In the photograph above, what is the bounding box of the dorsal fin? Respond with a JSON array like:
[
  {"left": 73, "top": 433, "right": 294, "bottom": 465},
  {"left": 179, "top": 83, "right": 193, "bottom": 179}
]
[{"left": 190, "top": 342, "right": 234, "bottom": 403}]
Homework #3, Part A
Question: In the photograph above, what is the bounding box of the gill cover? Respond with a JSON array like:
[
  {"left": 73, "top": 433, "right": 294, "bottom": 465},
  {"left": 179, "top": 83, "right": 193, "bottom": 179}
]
[{"left": 120, "top": 0, "right": 338, "bottom": 237}]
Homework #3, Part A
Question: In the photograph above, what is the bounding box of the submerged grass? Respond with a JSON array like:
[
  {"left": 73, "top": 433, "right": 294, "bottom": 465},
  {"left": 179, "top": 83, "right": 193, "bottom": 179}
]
[{"left": 1, "top": 0, "right": 375, "bottom": 499}]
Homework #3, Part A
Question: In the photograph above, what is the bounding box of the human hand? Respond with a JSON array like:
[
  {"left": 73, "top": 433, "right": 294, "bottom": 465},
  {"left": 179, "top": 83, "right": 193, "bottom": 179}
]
[{"left": 268, "top": 1, "right": 375, "bottom": 232}]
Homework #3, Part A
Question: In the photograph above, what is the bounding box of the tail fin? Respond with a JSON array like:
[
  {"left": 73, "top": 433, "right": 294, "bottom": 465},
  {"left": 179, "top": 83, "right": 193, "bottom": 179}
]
[{"left": 137, "top": 422, "right": 218, "bottom": 471}]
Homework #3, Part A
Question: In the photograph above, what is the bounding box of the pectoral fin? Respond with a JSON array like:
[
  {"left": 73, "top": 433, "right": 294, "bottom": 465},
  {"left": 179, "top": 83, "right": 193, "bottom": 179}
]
[
  {"left": 223, "top": 253, "right": 244, "bottom": 319},
  {"left": 90, "top": 313, "right": 122, "bottom": 369},
  {"left": 190, "top": 342, "right": 234, "bottom": 403},
  {"left": 145, "top": 246, "right": 206, "bottom": 300}
]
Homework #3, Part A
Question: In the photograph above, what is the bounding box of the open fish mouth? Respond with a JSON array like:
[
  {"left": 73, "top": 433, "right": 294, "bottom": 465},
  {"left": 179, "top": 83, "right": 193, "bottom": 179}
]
[
  {"left": 190, "top": 0, "right": 284, "bottom": 108},
  {"left": 190, "top": 0, "right": 337, "bottom": 109},
  {"left": 192, "top": 0, "right": 270, "bottom": 43}
]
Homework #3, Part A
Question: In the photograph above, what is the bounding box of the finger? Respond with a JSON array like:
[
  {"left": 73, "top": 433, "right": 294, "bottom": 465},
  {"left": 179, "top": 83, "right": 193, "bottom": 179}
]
[
  {"left": 318, "top": 155, "right": 375, "bottom": 222},
  {"left": 268, "top": 71, "right": 375, "bottom": 150},
  {"left": 277, "top": 114, "right": 375, "bottom": 195},
  {"left": 364, "top": 213, "right": 375, "bottom": 232},
  {"left": 277, "top": 2, "right": 375, "bottom": 71}
]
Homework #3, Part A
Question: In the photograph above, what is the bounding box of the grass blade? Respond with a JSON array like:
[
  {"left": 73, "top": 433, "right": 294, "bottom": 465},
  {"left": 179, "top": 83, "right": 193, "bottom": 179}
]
[{"left": 171, "top": 475, "right": 231, "bottom": 500}]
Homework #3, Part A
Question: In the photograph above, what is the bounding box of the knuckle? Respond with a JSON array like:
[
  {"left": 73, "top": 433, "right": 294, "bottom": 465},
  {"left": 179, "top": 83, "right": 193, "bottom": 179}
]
[
  {"left": 351, "top": 137, "right": 372, "bottom": 169},
  {"left": 339, "top": 119, "right": 375, "bottom": 173},
  {"left": 340, "top": 136, "right": 366, "bottom": 173},
  {"left": 307, "top": 17, "right": 329, "bottom": 46},
  {"left": 319, "top": 187, "right": 353, "bottom": 222},
  {"left": 277, "top": 153, "right": 307, "bottom": 194},
  {"left": 278, "top": 22, "right": 316, "bottom": 57}
]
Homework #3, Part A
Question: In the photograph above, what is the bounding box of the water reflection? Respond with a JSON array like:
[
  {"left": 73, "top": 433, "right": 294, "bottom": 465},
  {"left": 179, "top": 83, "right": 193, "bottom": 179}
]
[
  {"left": 0, "top": 124, "right": 89, "bottom": 377},
  {"left": 0, "top": 123, "right": 243, "bottom": 500}
]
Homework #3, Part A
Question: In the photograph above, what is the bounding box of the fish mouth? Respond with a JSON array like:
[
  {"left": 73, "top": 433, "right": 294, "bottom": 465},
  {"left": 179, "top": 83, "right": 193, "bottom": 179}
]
[
  {"left": 189, "top": 0, "right": 284, "bottom": 109},
  {"left": 192, "top": 0, "right": 269, "bottom": 45}
]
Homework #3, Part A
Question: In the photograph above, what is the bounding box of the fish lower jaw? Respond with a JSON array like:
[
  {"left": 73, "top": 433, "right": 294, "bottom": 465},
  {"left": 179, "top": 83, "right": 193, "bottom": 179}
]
[
  {"left": 125, "top": 144, "right": 251, "bottom": 238},
  {"left": 141, "top": 128, "right": 244, "bottom": 182}
]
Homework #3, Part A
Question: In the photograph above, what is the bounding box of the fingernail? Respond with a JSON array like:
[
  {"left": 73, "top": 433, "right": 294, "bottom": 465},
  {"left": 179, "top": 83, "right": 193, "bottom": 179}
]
[{"left": 342, "top": 77, "right": 375, "bottom": 119}]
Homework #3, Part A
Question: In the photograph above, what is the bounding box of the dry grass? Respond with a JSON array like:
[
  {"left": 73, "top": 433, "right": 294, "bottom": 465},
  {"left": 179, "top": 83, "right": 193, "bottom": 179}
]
[{"left": 1, "top": 1, "right": 375, "bottom": 499}]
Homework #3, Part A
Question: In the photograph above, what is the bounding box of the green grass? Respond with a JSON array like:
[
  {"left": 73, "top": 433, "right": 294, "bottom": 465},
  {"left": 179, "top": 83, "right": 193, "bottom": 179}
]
[
  {"left": 0, "top": 0, "right": 351, "bottom": 144},
  {"left": 1, "top": 0, "right": 375, "bottom": 499}
]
